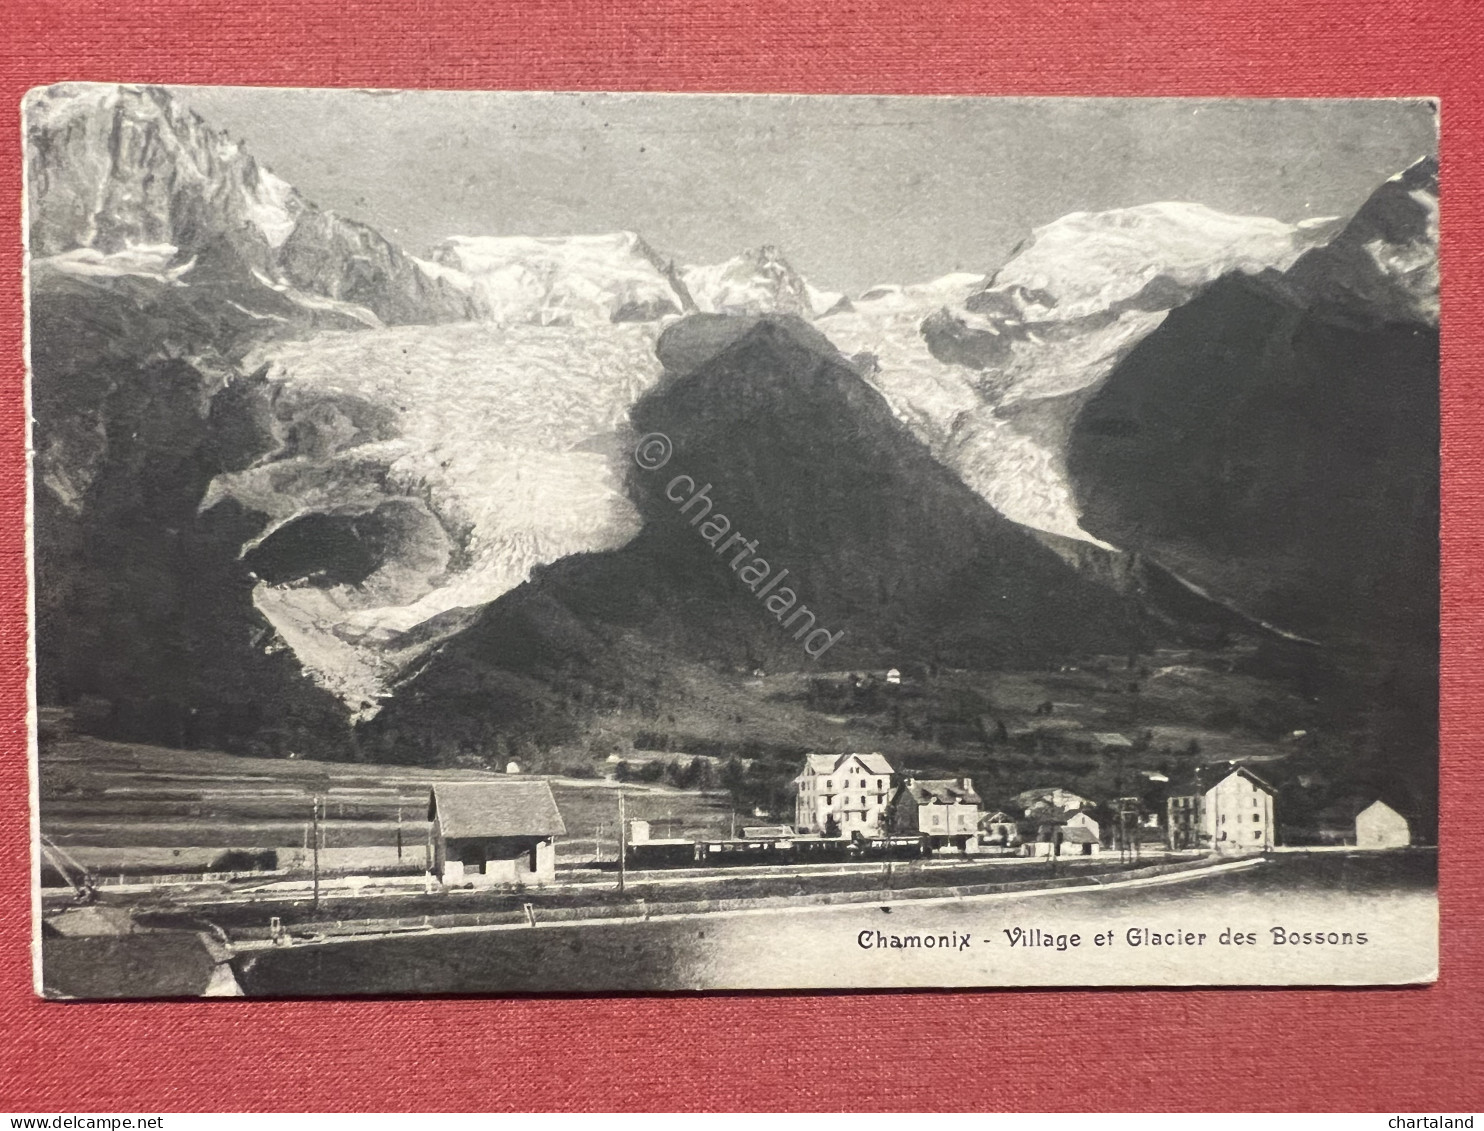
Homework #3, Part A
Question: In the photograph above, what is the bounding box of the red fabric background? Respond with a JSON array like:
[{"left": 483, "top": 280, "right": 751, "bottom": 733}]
[{"left": 1, "top": 0, "right": 1481, "bottom": 1112}]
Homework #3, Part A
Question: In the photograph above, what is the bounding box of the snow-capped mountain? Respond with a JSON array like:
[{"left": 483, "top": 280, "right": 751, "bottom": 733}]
[
  {"left": 26, "top": 80, "right": 1432, "bottom": 745},
  {"left": 25, "top": 83, "right": 481, "bottom": 327},
  {"left": 824, "top": 205, "right": 1340, "bottom": 542},
  {"left": 1284, "top": 155, "right": 1438, "bottom": 327},
  {"left": 1067, "top": 157, "right": 1439, "bottom": 656},
  {"left": 429, "top": 231, "right": 695, "bottom": 325},
  {"left": 192, "top": 202, "right": 1354, "bottom": 708},
  {"left": 682, "top": 245, "right": 848, "bottom": 319}
]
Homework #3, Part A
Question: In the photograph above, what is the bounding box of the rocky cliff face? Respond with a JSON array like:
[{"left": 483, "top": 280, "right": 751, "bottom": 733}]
[
  {"left": 26, "top": 84, "right": 488, "bottom": 751},
  {"left": 26, "top": 84, "right": 482, "bottom": 327}
]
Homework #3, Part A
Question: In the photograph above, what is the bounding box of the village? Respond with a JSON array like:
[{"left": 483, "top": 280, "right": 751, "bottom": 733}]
[
  {"left": 428, "top": 747, "right": 1416, "bottom": 888},
  {"left": 34, "top": 693, "right": 1429, "bottom": 998}
]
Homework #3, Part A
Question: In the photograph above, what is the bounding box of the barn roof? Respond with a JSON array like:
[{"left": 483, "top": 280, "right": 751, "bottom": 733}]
[{"left": 428, "top": 781, "right": 567, "bottom": 839}]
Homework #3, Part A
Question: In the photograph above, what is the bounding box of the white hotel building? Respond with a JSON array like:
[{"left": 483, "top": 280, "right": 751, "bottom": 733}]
[{"left": 793, "top": 752, "right": 896, "bottom": 834}]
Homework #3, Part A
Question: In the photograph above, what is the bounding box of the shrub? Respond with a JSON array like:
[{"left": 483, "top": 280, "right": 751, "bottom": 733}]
[{"left": 209, "top": 849, "right": 278, "bottom": 872}]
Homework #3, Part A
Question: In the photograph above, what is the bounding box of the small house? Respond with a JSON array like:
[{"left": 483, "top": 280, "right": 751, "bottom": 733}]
[
  {"left": 1356, "top": 800, "right": 1411, "bottom": 849},
  {"left": 1026, "top": 822, "right": 1102, "bottom": 857},
  {"left": 428, "top": 781, "right": 566, "bottom": 886},
  {"left": 889, "top": 777, "right": 982, "bottom": 850}
]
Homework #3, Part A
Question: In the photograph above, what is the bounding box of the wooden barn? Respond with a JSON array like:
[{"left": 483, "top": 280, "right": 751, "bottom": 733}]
[{"left": 428, "top": 781, "right": 567, "bottom": 886}]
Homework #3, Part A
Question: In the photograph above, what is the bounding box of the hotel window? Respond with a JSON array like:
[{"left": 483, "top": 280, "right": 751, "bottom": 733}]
[{"left": 1253, "top": 813, "right": 1260, "bottom": 823}]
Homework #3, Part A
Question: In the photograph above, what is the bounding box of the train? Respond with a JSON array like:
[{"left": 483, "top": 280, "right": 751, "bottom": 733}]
[{"left": 624, "top": 826, "right": 933, "bottom": 869}]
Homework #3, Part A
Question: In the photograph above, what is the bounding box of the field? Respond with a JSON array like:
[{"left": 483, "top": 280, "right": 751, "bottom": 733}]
[
  {"left": 37, "top": 643, "right": 1334, "bottom": 884},
  {"left": 38, "top": 717, "right": 732, "bottom": 879}
]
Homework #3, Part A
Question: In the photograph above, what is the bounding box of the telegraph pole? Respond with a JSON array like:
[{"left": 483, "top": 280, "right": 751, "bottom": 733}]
[
  {"left": 396, "top": 804, "right": 404, "bottom": 861},
  {"left": 311, "top": 795, "right": 321, "bottom": 911},
  {"left": 618, "top": 790, "right": 627, "bottom": 895}
]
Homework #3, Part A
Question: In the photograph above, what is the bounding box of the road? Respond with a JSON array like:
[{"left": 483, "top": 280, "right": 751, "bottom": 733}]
[{"left": 229, "top": 850, "right": 1436, "bottom": 995}]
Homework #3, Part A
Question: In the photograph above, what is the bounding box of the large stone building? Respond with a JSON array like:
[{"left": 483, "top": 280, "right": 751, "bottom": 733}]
[
  {"left": 1166, "top": 765, "right": 1276, "bottom": 854},
  {"left": 793, "top": 752, "right": 895, "bottom": 834}
]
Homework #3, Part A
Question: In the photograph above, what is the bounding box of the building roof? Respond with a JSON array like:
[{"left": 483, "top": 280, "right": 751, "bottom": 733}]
[
  {"left": 740, "top": 825, "right": 794, "bottom": 839},
  {"left": 428, "top": 781, "right": 567, "bottom": 839},
  {"left": 1093, "top": 732, "right": 1134, "bottom": 748},
  {"left": 1014, "top": 786, "right": 1090, "bottom": 809},
  {"left": 795, "top": 751, "right": 896, "bottom": 781},
  {"left": 1210, "top": 764, "right": 1276, "bottom": 795},
  {"left": 1168, "top": 762, "right": 1277, "bottom": 798},
  {"left": 900, "top": 778, "right": 982, "bottom": 806},
  {"left": 1060, "top": 826, "right": 1100, "bottom": 845},
  {"left": 1357, "top": 799, "right": 1411, "bottom": 822}
]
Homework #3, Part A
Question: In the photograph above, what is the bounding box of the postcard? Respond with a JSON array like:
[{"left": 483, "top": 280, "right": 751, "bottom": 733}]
[{"left": 25, "top": 85, "right": 1439, "bottom": 997}]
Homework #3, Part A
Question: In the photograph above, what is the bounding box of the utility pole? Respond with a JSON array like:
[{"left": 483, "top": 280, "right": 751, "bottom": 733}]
[
  {"left": 618, "top": 791, "right": 627, "bottom": 895},
  {"left": 396, "top": 804, "right": 404, "bottom": 862},
  {"left": 883, "top": 799, "right": 894, "bottom": 897},
  {"left": 311, "top": 795, "right": 321, "bottom": 911}
]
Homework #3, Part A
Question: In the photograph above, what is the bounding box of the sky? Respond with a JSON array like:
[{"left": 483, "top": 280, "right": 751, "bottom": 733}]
[{"left": 174, "top": 88, "right": 1438, "bottom": 295}]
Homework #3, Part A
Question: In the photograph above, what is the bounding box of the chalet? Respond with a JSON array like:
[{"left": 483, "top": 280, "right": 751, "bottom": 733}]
[
  {"left": 428, "top": 781, "right": 566, "bottom": 886},
  {"left": 889, "top": 777, "right": 982, "bottom": 850},
  {"left": 1166, "top": 765, "right": 1276, "bottom": 854},
  {"left": 1356, "top": 800, "right": 1411, "bottom": 849},
  {"left": 794, "top": 752, "right": 895, "bottom": 834}
]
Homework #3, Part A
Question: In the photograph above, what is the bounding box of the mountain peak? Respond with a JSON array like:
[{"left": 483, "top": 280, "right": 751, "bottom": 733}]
[
  {"left": 25, "top": 82, "right": 479, "bottom": 327},
  {"left": 430, "top": 230, "right": 692, "bottom": 324},
  {"left": 1285, "top": 157, "right": 1439, "bottom": 327},
  {"left": 681, "top": 244, "right": 845, "bottom": 319}
]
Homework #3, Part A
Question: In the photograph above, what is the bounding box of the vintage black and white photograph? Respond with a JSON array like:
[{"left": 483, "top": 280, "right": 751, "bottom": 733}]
[{"left": 25, "top": 85, "right": 1439, "bottom": 998}]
